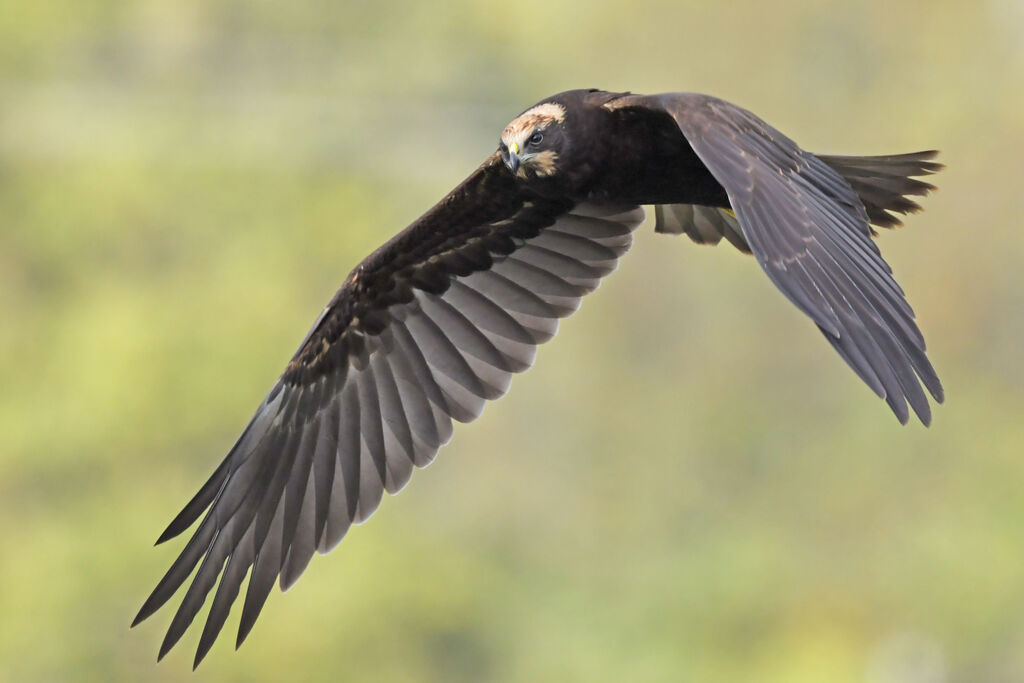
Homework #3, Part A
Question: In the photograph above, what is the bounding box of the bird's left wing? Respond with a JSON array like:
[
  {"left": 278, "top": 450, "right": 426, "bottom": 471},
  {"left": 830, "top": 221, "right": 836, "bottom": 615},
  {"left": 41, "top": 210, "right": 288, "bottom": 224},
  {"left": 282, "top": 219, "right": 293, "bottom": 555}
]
[
  {"left": 134, "top": 152, "right": 645, "bottom": 666},
  {"left": 607, "top": 93, "right": 943, "bottom": 425}
]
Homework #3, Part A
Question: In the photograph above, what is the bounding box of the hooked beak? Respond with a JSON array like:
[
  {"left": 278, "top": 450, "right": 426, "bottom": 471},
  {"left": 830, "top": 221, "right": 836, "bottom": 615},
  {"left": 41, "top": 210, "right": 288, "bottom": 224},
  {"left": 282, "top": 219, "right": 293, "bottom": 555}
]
[{"left": 504, "top": 141, "right": 521, "bottom": 175}]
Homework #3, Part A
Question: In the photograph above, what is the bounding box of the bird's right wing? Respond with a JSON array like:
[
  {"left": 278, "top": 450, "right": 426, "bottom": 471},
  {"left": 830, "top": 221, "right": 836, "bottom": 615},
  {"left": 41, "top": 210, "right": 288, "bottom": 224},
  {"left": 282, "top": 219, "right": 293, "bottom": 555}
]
[
  {"left": 608, "top": 93, "right": 943, "bottom": 424},
  {"left": 133, "top": 151, "right": 644, "bottom": 667}
]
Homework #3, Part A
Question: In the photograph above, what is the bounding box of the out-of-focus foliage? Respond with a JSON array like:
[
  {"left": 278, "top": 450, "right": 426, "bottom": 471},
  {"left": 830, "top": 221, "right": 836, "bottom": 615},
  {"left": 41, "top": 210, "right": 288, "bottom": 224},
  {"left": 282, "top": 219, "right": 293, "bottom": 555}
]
[{"left": 1, "top": 1, "right": 1022, "bottom": 680}]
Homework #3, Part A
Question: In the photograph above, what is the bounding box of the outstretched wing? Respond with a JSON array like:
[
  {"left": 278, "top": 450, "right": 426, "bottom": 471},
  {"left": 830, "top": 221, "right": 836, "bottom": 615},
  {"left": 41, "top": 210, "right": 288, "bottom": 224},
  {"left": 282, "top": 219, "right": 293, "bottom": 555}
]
[
  {"left": 610, "top": 93, "right": 943, "bottom": 424},
  {"left": 134, "top": 152, "right": 645, "bottom": 666}
]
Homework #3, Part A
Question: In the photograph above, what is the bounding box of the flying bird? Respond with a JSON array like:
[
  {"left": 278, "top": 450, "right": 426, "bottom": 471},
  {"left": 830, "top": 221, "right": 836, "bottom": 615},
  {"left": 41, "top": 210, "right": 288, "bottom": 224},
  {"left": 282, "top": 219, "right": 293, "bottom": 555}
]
[{"left": 134, "top": 89, "right": 944, "bottom": 666}]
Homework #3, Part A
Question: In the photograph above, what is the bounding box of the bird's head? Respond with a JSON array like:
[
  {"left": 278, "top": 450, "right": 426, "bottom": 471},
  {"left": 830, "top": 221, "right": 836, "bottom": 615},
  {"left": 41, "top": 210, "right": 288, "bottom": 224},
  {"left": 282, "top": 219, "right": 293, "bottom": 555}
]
[{"left": 499, "top": 102, "right": 568, "bottom": 181}]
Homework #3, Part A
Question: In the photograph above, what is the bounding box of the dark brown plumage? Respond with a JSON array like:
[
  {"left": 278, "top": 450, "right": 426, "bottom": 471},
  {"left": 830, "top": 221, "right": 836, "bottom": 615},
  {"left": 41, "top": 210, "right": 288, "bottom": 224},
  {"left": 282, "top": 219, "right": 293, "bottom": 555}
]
[{"left": 134, "top": 89, "right": 944, "bottom": 666}]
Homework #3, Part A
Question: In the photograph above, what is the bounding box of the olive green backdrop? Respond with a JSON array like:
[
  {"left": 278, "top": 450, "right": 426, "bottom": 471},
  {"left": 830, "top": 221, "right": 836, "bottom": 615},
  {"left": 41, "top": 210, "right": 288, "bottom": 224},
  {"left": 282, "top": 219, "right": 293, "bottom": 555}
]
[{"left": 2, "top": 1, "right": 1022, "bottom": 681}]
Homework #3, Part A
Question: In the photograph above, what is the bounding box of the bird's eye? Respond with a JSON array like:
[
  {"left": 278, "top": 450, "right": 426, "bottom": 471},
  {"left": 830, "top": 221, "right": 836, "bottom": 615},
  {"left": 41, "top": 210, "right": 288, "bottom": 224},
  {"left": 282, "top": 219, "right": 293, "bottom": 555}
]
[{"left": 528, "top": 132, "right": 543, "bottom": 146}]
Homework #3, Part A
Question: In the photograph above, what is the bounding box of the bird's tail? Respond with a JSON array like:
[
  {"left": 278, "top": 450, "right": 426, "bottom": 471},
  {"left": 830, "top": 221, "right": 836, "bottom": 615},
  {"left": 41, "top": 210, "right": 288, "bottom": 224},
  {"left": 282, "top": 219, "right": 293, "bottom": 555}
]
[{"left": 820, "top": 150, "right": 944, "bottom": 233}]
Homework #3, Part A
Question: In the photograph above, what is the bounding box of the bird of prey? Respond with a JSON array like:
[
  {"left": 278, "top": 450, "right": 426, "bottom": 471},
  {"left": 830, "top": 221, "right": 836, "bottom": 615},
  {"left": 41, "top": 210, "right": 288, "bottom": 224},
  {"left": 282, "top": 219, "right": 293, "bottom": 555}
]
[{"left": 134, "top": 89, "right": 944, "bottom": 666}]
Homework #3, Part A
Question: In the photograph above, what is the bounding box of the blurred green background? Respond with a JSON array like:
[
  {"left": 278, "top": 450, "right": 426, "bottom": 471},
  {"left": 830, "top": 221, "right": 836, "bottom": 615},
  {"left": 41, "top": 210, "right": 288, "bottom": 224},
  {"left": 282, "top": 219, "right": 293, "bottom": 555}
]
[{"left": 2, "top": 1, "right": 1023, "bottom": 681}]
